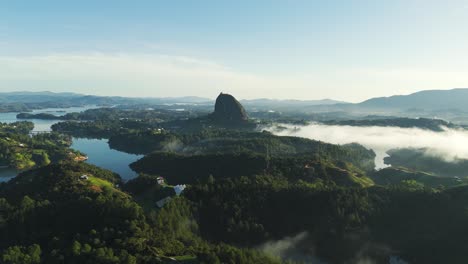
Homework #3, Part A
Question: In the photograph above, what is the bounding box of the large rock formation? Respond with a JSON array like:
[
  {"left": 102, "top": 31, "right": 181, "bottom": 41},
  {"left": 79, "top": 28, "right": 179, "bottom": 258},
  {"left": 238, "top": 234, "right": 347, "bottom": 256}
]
[{"left": 212, "top": 93, "right": 248, "bottom": 122}]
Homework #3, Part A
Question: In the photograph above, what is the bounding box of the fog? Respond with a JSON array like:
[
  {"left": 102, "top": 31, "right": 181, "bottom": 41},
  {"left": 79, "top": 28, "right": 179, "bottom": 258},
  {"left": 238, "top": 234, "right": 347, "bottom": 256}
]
[
  {"left": 258, "top": 231, "right": 409, "bottom": 264},
  {"left": 267, "top": 124, "right": 468, "bottom": 169},
  {"left": 258, "top": 232, "right": 325, "bottom": 264}
]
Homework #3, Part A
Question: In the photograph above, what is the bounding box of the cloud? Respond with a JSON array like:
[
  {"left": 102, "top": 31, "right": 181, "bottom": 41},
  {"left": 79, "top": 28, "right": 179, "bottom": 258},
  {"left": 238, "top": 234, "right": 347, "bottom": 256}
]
[
  {"left": 0, "top": 52, "right": 273, "bottom": 98},
  {"left": 268, "top": 124, "right": 468, "bottom": 167},
  {"left": 2, "top": 52, "right": 468, "bottom": 101},
  {"left": 257, "top": 230, "right": 409, "bottom": 264},
  {"left": 258, "top": 232, "right": 325, "bottom": 263},
  {"left": 259, "top": 232, "right": 308, "bottom": 257}
]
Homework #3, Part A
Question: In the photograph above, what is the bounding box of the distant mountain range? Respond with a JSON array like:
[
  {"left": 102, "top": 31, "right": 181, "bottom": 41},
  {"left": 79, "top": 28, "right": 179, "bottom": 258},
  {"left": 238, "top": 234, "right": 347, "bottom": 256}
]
[
  {"left": 0, "top": 91, "right": 212, "bottom": 105},
  {"left": 357, "top": 88, "right": 468, "bottom": 112},
  {"left": 240, "top": 98, "right": 346, "bottom": 111},
  {"left": 241, "top": 98, "right": 345, "bottom": 106},
  {"left": 0, "top": 91, "right": 82, "bottom": 103},
  {"left": 241, "top": 88, "right": 468, "bottom": 114},
  {"left": 0, "top": 91, "right": 345, "bottom": 106},
  {"left": 2, "top": 88, "right": 468, "bottom": 114}
]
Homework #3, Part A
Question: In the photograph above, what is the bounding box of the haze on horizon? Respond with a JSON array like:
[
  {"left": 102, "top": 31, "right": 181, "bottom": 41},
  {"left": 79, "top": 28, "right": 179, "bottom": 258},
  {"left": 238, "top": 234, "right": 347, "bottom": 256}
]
[{"left": 2, "top": 1, "right": 468, "bottom": 102}]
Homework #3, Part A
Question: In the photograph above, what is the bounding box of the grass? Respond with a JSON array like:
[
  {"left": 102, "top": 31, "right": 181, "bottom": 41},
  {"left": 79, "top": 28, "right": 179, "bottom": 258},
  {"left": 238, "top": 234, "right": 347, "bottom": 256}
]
[
  {"left": 88, "top": 176, "right": 113, "bottom": 188},
  {"left": 350, "top": 174, "right": 375, "bottom": 187},
  {"left": 86, "top": 176, "right": 129, "bottom": 197}
]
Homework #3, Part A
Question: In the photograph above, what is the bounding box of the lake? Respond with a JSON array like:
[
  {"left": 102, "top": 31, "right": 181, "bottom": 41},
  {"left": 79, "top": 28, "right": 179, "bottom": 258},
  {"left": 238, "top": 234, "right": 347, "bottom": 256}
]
[
  {"left": 71, "top": 138, "right": 143, "bottom": 181},
  {"left": 0, "top": 106, "right": 142, "bottom": 182},
  {"left": 0, "top": 106, "right": 99, "bottom": 132}
]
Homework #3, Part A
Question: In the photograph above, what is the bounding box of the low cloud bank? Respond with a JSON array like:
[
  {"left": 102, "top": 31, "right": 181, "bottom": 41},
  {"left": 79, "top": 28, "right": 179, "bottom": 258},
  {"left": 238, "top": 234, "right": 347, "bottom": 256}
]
[{"left": 267, "top": 124, "right": 468, "bottom": 168}]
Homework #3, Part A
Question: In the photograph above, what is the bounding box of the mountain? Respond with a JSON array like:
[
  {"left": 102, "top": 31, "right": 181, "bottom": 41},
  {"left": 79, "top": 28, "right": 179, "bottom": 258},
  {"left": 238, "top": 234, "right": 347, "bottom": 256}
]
[
  {"left": 287, "top": 88, "right": 468, "bottom": 122},
  {"left": 0, "top": 91, "right": 82, "bottom": 103},
  {"left": 358, "top": 88, "right": 468, "bottom": 111},
  {"left": 212, "top": 93, "right": 248, "bottom": 122}
]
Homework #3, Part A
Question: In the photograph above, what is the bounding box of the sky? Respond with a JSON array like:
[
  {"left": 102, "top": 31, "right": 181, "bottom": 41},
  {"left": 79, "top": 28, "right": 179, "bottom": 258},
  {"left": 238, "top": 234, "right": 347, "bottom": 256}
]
[{"left": 1, "top": 0, "right": 468, "bottom": 102}]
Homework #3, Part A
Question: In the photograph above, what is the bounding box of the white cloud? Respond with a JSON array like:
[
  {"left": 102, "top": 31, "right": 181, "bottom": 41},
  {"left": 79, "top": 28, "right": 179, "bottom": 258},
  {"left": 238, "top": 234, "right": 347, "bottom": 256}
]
[
  {"left": 0, "top": 53, "right": 273, "bottom": 98},
  {"left": 268, "top": 124, "right": 468, "bottom": 168},
  {"left": 1, "top": 52, "right": 468, "bottom": 101}
]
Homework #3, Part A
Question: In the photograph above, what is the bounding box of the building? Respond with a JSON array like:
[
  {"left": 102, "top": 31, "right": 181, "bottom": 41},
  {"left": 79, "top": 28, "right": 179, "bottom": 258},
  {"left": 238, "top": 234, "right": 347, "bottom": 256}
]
[{"left": 157, "top": 177, "right": 165, "bottom": 185}]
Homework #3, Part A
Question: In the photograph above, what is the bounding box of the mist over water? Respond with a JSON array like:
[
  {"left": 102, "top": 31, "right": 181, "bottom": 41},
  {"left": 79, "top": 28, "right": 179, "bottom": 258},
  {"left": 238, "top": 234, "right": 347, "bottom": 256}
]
[{"left": 267, "top": 123, "right": 468, "bottom": 169}]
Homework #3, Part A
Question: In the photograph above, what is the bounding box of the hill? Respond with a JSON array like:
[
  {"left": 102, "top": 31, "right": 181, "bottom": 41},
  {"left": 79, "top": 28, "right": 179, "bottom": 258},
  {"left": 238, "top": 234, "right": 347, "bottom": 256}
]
[
  {"left": 240, "top": 98, "right": 347, "bottom": 112},
  {"left": 371, "top": 167, "right": 467, "bottom": 188},
  {"left": 384, "top": 148, "right": 468, "bottom": 177},
  {"left": 358, "top": 88, "right": 468, "bottom": 112},
  {"left": 212, "top": 93, "right": 248, "bottom": 122}
]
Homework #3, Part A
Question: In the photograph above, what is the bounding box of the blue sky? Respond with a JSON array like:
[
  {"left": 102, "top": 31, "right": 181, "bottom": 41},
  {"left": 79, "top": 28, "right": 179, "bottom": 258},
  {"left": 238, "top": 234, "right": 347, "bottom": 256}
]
[{"left": 1, "top": 1, "right": 468, "bottom": 101}]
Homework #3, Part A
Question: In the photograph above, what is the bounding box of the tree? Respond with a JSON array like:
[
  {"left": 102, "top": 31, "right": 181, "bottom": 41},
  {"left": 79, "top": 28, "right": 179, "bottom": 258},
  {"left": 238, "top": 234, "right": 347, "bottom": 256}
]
[{"left": 1, "top": 244, "right": 41, "bottom": 264}]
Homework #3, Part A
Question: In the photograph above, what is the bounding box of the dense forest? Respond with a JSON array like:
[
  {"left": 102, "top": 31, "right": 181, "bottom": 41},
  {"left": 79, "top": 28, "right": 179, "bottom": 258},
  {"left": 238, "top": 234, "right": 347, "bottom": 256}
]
[
  {"left": 47, "top": 106, "right": 255, "bottom": 138},
  {"left": 2, "top": 160, "right": 468, "bottom": 263},
  {"left": 0, "top": 162, "right": 283, "bottom": 263},
  {"left": 384, "top": 148, "right": 468, "bottom": 177},
  {"left": 2, "top": 93, "right": 468, "bottom": 263}
]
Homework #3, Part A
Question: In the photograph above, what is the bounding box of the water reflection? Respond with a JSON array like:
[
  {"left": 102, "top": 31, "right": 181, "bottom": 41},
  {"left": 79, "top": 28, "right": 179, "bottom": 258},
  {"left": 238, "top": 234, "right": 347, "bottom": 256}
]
[
  {"left": 0, "top": 167, "right": 18, "bottom": 182},
  {"left": 71, "top": 138, "right": 143, "bottom": 181},
  {"left": 0, "top": 106, "right": 141, "bottom": 182}
]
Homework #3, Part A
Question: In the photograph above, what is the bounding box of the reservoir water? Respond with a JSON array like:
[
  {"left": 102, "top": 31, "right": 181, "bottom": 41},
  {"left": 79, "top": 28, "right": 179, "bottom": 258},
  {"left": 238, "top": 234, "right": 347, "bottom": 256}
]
[
  {"left": 0, "top": 106, "right": 142, "bottom": 182},
  {"left": 71, "top": 138, "right": 142, "bottom": 180}
]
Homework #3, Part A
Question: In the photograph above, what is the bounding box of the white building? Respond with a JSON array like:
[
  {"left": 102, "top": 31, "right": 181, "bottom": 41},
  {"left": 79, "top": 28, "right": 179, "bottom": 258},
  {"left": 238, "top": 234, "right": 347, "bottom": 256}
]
[{"left": 174, "top": 184, "right": 186, "bottom": 196}]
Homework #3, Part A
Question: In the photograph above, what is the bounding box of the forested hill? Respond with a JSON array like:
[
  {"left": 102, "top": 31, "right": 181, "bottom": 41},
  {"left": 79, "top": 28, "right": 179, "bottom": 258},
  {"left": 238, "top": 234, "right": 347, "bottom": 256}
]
[
  {"left": 384, "top": 147, "right": 468, "bottom": 177},
  {"left": 0, "top": 162, "right": 283, "bottom": 263},
  {"left": 0, "top": 121, "right": 82, "bottom": 170},
  {"left": 122, "top": 129, "right": 376, "bottom": 187},
  {"left": 3, "top": 161, "right": 468, "bottom": 263}
]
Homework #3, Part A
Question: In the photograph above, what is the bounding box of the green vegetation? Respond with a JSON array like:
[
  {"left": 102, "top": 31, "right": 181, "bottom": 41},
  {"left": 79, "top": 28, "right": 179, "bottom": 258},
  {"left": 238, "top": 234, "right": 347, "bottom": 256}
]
[
  {"left": 17, "top": 113, "right": 62, "bottom": 120},
  {"left": 123, "top": 174, "right": 176, "bottom": 211},
  {"left": 0, "top": 122, "right": 77, "bottom": 170},
  {"left": 385, "top": 147, "right": 468, "bottom": 177},
  {"left": 0, "top": 162, "right": 283, "bottom": 263},
  {"left": 181, "top": 175, "right": 468, "bottom": 263},
  {"left": 4, "top": 94, "right": 468, "bottom": 263},
  {"left": 9, "top": 163, "right": 465, "bottom": 263},
  {"left": 372, "top": 167, "right": 468, "bottom": 188},
  {"left": 110, "top": 130, "right": 375, "bottom": 170},
  {"left": 122, "top": 129, "right": 375, "bottom": 189}
]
